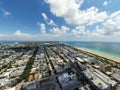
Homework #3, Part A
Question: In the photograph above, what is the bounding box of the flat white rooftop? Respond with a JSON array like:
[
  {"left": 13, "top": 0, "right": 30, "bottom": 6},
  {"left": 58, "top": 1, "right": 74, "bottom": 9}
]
[{"left": 76, "top": 57, "right": 85, "bottom": 62}]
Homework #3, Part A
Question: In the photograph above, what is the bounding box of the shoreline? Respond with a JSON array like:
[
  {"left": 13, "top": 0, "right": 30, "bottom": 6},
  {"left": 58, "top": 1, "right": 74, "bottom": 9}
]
[
  {"left": 76, "top": 47, "right": 120, "bottom": 63},
  {"left": 83, "top": 47, "right": 120, "bottom": 58}
]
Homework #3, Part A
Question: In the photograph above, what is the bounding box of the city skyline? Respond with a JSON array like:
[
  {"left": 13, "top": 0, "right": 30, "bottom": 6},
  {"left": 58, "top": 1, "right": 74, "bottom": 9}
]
[{"left": 0, "top": 0, "right": 120, "bottom": 42}]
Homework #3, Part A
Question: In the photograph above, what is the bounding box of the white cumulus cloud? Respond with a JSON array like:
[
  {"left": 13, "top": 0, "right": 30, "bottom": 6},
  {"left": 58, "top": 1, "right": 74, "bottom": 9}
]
[
  {"left": 14, "top": 30, "right": 32, "bottom": 38},
  {"left": 71, "top": 26, "right": 88, "bottom": 36},
  {"left": 103, "top": 10, "right": 120, "bottom": 35},
  {"left": 50, "top": 26, "right": 69, "bottom": 36},
  {"left": 41, "top": 13, "right": 57, "bottom": 26},
  {"left": 103, "top": 1, "right": 108, "bottom": 6},
  {"left": 45, "top": 0, "right": 108, "bottom": 25},
  {"left": 48, "top": 19, "right": 57, "bottom": 26},
  {"left": 72, "top": 10, "right": 120, "bottom": 38},
  {"left": 0, "top": 33, "right": 8, "bottom": 37},
  {"left": 41, "top": 13, "right": 48, "bottom": 20},
  {"left": 37, "top": 22, "right": 46, "bottom": 34}
]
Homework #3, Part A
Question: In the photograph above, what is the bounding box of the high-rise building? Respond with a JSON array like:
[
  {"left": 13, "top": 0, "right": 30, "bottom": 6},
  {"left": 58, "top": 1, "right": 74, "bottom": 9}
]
[{"left": 100, "top": 64, "right": 111, "bottom": 72}]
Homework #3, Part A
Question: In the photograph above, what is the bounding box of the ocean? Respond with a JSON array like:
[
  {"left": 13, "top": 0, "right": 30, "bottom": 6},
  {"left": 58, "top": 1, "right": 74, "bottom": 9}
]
[{"left": 62, "top": 41, "right": 120, "bottom": 58}]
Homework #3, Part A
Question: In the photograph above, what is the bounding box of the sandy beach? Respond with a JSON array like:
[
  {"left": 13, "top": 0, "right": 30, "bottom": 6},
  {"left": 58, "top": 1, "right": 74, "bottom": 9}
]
[{"left": 76, "top": 47, "right": 120, "bottom": 63}]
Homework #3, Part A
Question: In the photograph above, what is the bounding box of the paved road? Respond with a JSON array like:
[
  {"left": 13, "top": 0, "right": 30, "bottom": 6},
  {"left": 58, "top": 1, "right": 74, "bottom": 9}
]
[{"left": 45, "top": 51, "right": 61, "bottom": 90}]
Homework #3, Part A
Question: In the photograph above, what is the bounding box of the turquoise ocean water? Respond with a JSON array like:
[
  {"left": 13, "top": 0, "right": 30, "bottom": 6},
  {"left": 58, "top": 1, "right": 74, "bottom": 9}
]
[{"left": 62, "top": 41, "right": 120, "bottom": 58}]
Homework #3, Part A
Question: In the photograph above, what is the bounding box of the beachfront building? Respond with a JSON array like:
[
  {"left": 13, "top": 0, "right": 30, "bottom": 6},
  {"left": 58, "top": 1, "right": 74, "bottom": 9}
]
[
  {"left": 83, "top": 67, "right": 117, "bottom": 90},
  {"left": 100, "top": 64, "right": 112, "bottom": 72},
  {"left": 112, "top": 70, "right": 120, "bottom": 83}
]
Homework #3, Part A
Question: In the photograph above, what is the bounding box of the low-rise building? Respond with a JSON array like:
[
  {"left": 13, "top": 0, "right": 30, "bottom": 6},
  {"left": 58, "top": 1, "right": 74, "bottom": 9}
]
[
  {"left": 83, "top": 67, "right": 117, "bottom": 90},
  {"left": 58, "top": 72, "right": 85, "bottom": 90}
]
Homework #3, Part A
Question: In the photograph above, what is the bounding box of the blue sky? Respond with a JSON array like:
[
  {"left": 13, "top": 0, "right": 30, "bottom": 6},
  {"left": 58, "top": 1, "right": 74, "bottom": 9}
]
[{"left": 0, "top": 0, "right": 120, "bottom": 41}]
